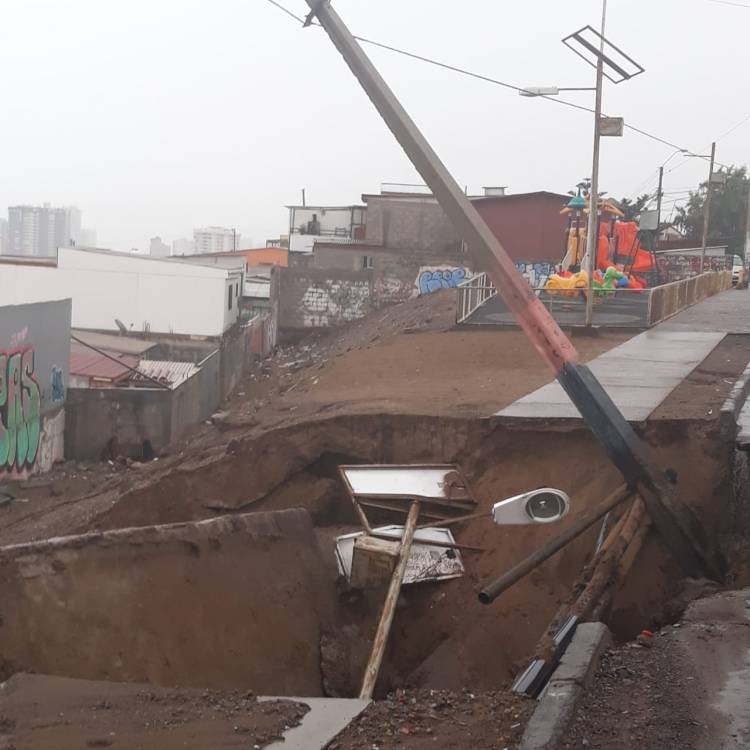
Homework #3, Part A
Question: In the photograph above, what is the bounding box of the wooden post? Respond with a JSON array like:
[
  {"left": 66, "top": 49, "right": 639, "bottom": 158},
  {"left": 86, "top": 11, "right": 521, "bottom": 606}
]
[{"left": 359, "top": 500, "right": 420, "bottom": 700}]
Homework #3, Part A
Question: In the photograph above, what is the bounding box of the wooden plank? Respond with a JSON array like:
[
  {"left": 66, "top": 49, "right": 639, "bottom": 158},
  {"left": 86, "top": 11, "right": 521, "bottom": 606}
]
[{"left": 359, "top": 500, "right": 421, "bottom": 700}]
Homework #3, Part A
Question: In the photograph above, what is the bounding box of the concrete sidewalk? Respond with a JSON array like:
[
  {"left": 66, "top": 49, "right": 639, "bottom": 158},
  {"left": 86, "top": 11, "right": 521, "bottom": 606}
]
[
  {"left": 496, "top": 329, "right": 724, "bottom": 422},
  {"left": 659, "top": 288, "right": 750, "bottom": 333}
]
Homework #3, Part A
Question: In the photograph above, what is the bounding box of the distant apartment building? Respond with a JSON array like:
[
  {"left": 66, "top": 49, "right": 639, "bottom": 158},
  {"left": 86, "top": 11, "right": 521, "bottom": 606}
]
[
  {"left": 287, "top": 205, "right": 365, "bottom": 254},
  {"left": 193, "top": 226, "right": 240, "bottom": 254},
  {"left": 149, "top": 236, "right": 170, "bottom": 257},
  {"left": 8, "top": 204, "right": 79, "bottom": 256},
  {"left": 0, "top": 218, "right": 8, "bottom": 255},
  {"left": 172, "top": 237, "right": 195, "bottom": 256}
]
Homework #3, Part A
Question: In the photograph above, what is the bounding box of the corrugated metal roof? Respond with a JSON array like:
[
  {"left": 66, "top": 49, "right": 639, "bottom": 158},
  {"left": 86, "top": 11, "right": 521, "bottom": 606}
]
[
  {"left": 133, "top": 360, "right": 199, "bottom": 388},
  {"left": 69, "top": 343, "right": 137, "bottom": 383}
]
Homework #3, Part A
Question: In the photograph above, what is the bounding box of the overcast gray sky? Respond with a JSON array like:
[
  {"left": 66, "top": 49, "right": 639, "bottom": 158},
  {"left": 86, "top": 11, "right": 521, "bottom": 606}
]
[{"left": 1, "top": 0, "right": 748, "bottom": 251}]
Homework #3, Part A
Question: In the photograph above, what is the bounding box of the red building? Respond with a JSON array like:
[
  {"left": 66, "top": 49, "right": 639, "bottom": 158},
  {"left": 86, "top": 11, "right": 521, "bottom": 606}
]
[{"left": 471, "top": 191, "right": 569, "bottom": 263}]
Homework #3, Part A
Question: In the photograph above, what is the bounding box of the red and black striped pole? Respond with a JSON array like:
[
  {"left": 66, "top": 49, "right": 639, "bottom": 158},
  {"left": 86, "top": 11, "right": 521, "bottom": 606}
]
[{"left": 302, "top": 0, "right": 721, "bottom": 583}]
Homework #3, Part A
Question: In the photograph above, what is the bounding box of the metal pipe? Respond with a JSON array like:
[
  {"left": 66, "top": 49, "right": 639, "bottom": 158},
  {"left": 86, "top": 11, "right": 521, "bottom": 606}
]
[{"left": 478, "top": 484, "right": 631, "bottom": 605}]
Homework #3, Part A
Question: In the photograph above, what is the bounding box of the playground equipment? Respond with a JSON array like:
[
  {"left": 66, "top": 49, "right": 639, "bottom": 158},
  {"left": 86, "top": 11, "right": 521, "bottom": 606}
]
[{"left": 546, "top": 193, "right": 656, "bottom": 298}]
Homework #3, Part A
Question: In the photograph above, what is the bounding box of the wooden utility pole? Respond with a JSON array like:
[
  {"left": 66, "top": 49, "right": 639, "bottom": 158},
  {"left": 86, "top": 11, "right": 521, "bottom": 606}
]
[
  {"left": 359, "top": 500, "right": 420, "bottom": 699},
  {"left": 700, "top": 141, "right": 716, "bottom": 273}
]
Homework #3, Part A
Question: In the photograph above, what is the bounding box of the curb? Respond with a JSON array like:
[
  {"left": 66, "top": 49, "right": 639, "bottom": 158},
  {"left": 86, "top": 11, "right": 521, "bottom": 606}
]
[
  {"left": 518, "top": 622, "right": 611, "bottom": 750},
  {"left": 720, "top": 362, "right": 750, "bottom": 442}
]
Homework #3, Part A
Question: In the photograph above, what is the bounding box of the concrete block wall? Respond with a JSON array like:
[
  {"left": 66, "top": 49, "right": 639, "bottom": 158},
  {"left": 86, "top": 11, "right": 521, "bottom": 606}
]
[
  {"left": 364, "top": 197, "right": 463, "bottom": 256},
  {"left": 279, "top": 267, "right": 373, "bottom": 329},
  {"left": 0, "top": 299, "right": 71, "bottom": 478}
]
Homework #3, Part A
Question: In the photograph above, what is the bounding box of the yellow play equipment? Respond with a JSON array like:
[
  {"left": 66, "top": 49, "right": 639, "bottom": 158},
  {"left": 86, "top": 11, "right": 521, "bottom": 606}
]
[{"left": 544, "top": 270, "right": 589, "bottom": 298}]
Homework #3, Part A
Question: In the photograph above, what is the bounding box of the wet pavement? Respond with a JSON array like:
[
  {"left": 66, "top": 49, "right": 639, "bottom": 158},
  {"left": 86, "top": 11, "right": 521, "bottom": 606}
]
[{"left": 496, "top": 329, "right": 725, "bottom": 422}]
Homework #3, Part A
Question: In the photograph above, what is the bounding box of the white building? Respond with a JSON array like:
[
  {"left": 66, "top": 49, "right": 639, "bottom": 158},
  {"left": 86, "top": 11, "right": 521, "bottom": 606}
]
[
  {"left": 149, "top": 236, "right": 170, "bottom": 257},
  {"left": 0, "top": 218, "right": 8, "bottom": 254},
  {"left": 287, "top": 205, "right": 365, "bottom": 254},
  {"left": 0, "top": 247, "right": 242, "bottom": 337},
  {"left": 172, "top": 237, "right": 195, "bottom": 256},
  {"left": 7, "top": 204, "right": 82, "bottom": 257},
  {"left": 193, "top": 226, "right": 240, "bottom": 254}
]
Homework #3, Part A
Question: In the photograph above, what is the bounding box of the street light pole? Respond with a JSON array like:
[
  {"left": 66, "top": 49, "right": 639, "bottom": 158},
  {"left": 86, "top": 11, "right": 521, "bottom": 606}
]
[
  {"left": 700, "top": 141, "right": 716, "bottom": 273},
  {"left": 584, "top": 0, "right": 608, "bottom": 327},
  {"left": 655, "top": 166, "right": 664, "bottom": 250}
]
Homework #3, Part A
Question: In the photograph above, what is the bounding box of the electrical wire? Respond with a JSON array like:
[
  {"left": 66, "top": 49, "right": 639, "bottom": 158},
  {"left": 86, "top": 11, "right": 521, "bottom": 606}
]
[
  {"left": 262, "top": 0, "right": 720, "bottom": 165},
  {"left": 708, "top": 0, "right": 750, "bottom": 8}
]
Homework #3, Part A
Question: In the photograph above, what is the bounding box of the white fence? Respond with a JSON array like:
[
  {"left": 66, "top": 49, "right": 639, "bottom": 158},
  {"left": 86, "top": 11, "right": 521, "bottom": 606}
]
[{"left": 457, "top": 272, "right": 497, "bottom": 324}]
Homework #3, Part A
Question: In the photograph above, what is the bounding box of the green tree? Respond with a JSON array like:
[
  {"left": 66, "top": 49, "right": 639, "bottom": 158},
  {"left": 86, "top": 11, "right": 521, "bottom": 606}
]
[
  {"left": 617, "top": 194, "right": 651, "bottom": 222},
  {"left": 675, "top": 166, "right": 750, "bottom": 256}
]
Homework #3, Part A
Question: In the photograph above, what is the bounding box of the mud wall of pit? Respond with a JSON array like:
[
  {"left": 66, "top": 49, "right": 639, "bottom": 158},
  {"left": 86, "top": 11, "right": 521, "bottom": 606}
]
[
  {"left": 0, "top": 509, "right": 335, "bottom": 695},
  {"left": 28, "top": 412, "right": 738, "bottom": 697}
]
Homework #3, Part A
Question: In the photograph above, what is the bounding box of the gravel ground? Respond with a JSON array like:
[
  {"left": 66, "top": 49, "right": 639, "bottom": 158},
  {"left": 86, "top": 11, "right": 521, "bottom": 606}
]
[{"left": 330, "top": 688, "right": 534, "bottom": 749}]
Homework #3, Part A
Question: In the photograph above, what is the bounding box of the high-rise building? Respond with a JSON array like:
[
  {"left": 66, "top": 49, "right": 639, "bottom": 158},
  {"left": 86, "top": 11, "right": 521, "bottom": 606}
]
[
  {"left": 172, "top": 237, "right": 195, "bottom": 256},
  {"left": 7, "top": 204, "right": 82, "bottom": 257},
  {"left": 149, "top": 236, "right": 171, "bottom": 257},
  {"left": 193, "top": 226, "right": 240, "bottom": 254},
  {"left": 0, "top": 218, "right": 8, "bottom": 255}
]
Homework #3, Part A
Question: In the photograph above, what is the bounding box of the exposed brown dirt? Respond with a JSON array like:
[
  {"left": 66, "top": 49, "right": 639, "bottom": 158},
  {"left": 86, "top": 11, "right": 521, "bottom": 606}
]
[
  {"left": 0, "top": 673, "right": 308, "bottom": 750},
  {"left": 331, "top": 688, "right": 534, "bottom": 749}
]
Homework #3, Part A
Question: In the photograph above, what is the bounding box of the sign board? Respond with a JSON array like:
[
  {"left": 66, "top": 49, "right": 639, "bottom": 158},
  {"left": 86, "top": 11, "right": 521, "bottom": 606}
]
[
  {"left": 338, "top": 464, "right": 471, "bottom": 502},
  {"left": 639, "top": 210, "right": 659, "bottom": 231},
  {"left": 335, "top": 526, "right": 465, "bottom": 586},
  {"left": 600, "top": 117, "right": 624, "bottom": 137}
]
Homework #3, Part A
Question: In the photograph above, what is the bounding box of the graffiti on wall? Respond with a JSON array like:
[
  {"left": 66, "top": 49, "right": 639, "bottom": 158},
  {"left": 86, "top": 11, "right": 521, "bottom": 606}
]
[
  {"left": 515, "top": 261, "right": 555, "bottom": 291},
  {"left": 301, "top": 280, "right": 370, "bottom": 327},
  {"left": 416, "top": 267, "right": 469, "bottom": 296},
  {"left": 51, "top": 366, "right": 65, "bottom": 402},
  {"left": 0, "top": 347, "right": 42, "bottom": 475},
  {"left": 657, "top": 254, "right": 731, "bottom": 283}
]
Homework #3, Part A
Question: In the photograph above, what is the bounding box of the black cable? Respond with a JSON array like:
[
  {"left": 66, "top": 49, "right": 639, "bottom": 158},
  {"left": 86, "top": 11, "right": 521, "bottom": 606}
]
[{"left": 263, "top": 0, "right": 735, "bottom": 169}]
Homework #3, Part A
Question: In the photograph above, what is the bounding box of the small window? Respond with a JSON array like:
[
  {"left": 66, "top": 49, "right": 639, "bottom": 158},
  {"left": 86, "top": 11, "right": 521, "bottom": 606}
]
[
  {"left": 362, "top": 255, "right": 374, "bottom": 269},
  {"left": 228, "top": 286, "right": 233, "bottom": 310}
]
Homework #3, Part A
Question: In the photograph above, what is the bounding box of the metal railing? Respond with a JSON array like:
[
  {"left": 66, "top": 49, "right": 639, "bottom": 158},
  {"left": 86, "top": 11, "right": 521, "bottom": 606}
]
[{"left": 457, "top": 272, "right": 497, "bottom": 323}]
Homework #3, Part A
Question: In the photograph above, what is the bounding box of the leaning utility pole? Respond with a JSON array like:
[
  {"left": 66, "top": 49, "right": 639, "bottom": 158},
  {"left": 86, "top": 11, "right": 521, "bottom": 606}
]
[
  {"left": 584, "top": 0, "right": 608, "bottom": 327},
  {"left": 700, "top": 141, "right": 716, "bottom": 273},
  {"left": 301, "top": 0, "right": 721, "bottom": 587}
]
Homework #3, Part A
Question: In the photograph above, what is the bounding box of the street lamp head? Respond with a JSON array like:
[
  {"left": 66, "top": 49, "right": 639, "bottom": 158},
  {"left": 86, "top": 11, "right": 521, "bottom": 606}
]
[{"left": 519, "top": 86, "right": 560, "bottom": 97}]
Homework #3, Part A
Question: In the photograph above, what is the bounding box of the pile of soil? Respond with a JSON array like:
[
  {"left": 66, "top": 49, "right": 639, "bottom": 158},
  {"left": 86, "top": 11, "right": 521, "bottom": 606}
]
[
  {"left": 330, "top": 688, "right": 534, "bottom": 749},
  {"left": 0, "top": 673, "right": 308, "bottom": 750}
]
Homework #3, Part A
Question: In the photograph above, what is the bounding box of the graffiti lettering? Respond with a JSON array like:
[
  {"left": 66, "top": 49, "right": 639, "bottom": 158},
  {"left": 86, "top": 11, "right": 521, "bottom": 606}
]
[
  {"left": 301, "top": 280, "right": 370, "bottom": 327},
  {"left": 0, "top": 347, "right": 42, "bottom": 474},
  {"left": 515, "top": 261, "right": 555, "bottom": 292},
  {"left": 416, "top": 267, "right": 468, "bottom": 296},
  {"left": 9, "top": 327, "right": 28, "bottom": 348},
  {"left": 51, "top": 366, "right": 65, "bottom": 402}
]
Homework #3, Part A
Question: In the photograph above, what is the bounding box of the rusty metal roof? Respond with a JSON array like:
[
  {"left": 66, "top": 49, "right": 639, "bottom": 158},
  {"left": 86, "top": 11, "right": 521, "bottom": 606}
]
[{"left": 69, "top": 343, "right": 138, "bottom": 383}]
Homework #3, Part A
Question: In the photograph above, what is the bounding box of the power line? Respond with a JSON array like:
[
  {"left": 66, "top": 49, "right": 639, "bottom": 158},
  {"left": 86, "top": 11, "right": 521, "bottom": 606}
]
[
  {"left": 262, "top": 0, "right": 719, "bottom": 164},
  {"left": 708, "top": 0, "right": 750, "bottom": 8}
]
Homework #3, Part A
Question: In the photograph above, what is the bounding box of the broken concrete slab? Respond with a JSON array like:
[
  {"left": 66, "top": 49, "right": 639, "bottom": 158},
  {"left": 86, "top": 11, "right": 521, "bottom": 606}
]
[
  {"left": 497, "top": 329, "right": 725, "bottom": 422},
  {"left": 0, "top": 509, "right": 336, "bottom": 695},
  {"left": 262, "top": 697, "right": 370, "bottom": 750}
]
